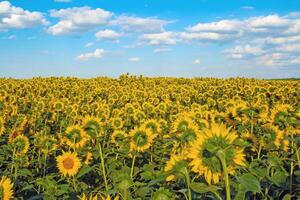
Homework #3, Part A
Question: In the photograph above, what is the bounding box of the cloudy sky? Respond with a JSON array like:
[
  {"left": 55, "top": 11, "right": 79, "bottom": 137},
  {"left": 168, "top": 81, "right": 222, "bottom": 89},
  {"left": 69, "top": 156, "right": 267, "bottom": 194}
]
[{"left": 1, "top": 0, "right": 300, "bottom": 78}]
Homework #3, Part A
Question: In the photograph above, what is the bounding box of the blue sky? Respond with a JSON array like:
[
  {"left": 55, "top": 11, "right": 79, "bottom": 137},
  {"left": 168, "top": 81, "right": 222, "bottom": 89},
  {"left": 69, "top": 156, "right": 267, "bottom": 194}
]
[{"left": 1, "top": 0, "right": 300, "bottom": 78}]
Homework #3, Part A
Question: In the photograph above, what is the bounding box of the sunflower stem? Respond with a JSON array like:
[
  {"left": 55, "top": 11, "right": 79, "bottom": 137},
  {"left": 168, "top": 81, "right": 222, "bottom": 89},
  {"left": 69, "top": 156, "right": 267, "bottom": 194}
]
[
  {"left": 98, "top": 142, "right": 108, "bottom": 191},
  {"left": 289, "top": 161, "right": 294, "bottom": 193},
  {"left": 217, "top": 150, "right": 231, "bottom": 200},
  {"left": 130, "top": 155, "right": 136, "bottom": 178},
  {"left": 183, "top": 167, "right": 192, "bottom": 200},
  {"left": 296, "top": 147, "right": 300, "bottom": 170}
]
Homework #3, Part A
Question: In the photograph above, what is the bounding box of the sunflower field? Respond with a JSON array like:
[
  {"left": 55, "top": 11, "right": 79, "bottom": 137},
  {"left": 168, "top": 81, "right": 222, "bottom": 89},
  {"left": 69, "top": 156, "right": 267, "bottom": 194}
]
[{"left": 0, "top": 75, "right": 300, "bottom": 200}]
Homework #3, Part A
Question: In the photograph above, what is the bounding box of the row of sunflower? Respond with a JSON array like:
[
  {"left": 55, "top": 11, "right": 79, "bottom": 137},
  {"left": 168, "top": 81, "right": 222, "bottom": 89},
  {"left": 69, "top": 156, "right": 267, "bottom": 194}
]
[{"left": 0, "top": 75, "right": 300, "bottom": 199}]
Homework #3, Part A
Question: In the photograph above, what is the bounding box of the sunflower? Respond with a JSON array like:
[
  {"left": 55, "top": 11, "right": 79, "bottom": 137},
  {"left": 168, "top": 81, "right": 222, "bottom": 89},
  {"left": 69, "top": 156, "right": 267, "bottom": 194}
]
[
  {"left": 189, "top": 123, "right": 246, "bottom": 184},
  {"left": 11, "top": 135, "right": 30, "bottom": 155},
  {"left": 269, "top": 104, "right": 293, "bottom": 128},
  {"left": 101, "top": 195, "right": 120, "bottom": 200},
  {"left": 82, "top": 116, "right": 102, "bottom": 138},
  {"left": 125, "top": 103, "right": 135, "bottom": 115},
  {"left": 110, "top": 117, "right": 124, "bottom": 130},
  {"left": 79, "top": 194, "right": 98, "bottom": 200},
  {"left": 111, "top": 130, "right": 127, "bottom": 147},
  {"left": 34, "top": 133, "right": 58, "bottom": 154},
  {"left": 53, "top": 100, "right": 64, "bottom": 112},
  {"left": 129, "top": 127, "right": 156, "bottom": 152},
  {"left": 133, "top": 110, "right": 146, "bottom": 122},
  {"left": 164, "top": 152, "right": 186, "bottom": 181},
  {"left": 141, "top": 119, "right": 161, "bottom": 135},
  {"left": 171, "top": 114, "right": 196, "bottom": 133},
  {"left": 152, "top": 188, "right": 174, "bottom": 200},
  {"left": 0, "top": 117, "right": 5, "bottom": 136},
  {"left": 62, "top": 125, "right": 89, "bottom": 149},
  {"left": 83, "top": 151, "right": 93, "bottom": 165},
  {"left": 0, "top": 176, "right": 14, "bottom": 200},
  {"left": 56, "top": 152, "right": 81, "bottom": 177}
]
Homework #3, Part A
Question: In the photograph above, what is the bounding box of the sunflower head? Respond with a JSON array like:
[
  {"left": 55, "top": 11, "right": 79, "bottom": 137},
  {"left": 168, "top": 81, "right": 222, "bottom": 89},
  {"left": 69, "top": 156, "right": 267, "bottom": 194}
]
[
  {"left": 141, "top": 119, "right": 161, "bottom": 135},
  {"left": 0, "top": 176, "right": 14, "bottom": 200},
  {"left": 54, "top": 101, "right": 64, "bottom": 112},
  {"left": 172, "top": 114, "right": 195, "bottom": 133},
  {"left": 110, "top": 117, "right": 124, "bottom": 130},
  {"left": 125, "top": 103, "right": 135, "bottom": 115},
  {"left": 82, "top": 116, "right": 102, "bottom": 138},
  {"left": 164, "top": 152, "right": 187, "bottom": 181},
  {"left": 111, "top": 130, "right": 128, "bottom": 147},
  {"left": 63, "top": 125, "right": 89, "bottom": 149},
  {"left": 83, "top": 151, "right": 93, "bottom": 165},
  {"left": 0, "top": 117, "right": 5, "bottom": 136},
  {"left": 129, "top": 127, "right": 156, "bottom": 152},
  {"left": 152, "top": 188, "right": 174, "bottom": 200},
  {"left": 34, "top": 133, "right": 58, "bottom": 154},
  {"left": 56, "top": 152, "right": 81, "bottom": 177},
  {"left": 189, "top": 123, "right": 246, "bottom": 184},
  {"left": 11, "top": 135, "right": 30, "bottom": 155}
]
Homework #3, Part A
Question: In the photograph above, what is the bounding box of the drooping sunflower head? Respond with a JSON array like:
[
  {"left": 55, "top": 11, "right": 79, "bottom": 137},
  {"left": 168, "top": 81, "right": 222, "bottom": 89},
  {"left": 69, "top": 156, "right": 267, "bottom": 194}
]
[
  {"left": 152, "top": 188, "right": 175, "bottom": 200},
  {"left": 11, "top": 135, "right": 30, "bottom": 155},
  {"left": 110, "top": 117, "right": 124, "bottom": 130},
  {"left": 111, "top": 130, "right": 128, "bottom": 147},
  {"left": 125, "top": 103, "right": 135, "bottom": 115},
  {"left": 83, "top": 151, "right": 93, "bottom": 165},
  {"left": 134, "top": 109, "right": 146, "bottom": 122},
  {"left": 62, "top": 125, "right": 89, "bottom": 149},
  {"left": 0, "top": 176, "right": 14, "bottom": 200},
  {"left": 35, "top": 133, "right": 58, "bottom": 154},
  {"left": 141, "top": 119, "right": 161, "bottom": 135},
  {"left": 269, "top": 104, "right": 293, "bottom": 129},
  {"left": 189, "top": 123, "right": 246, "bottom": 185},
  {"left": 164, "top": 152, "right": 187, "bottom": 181},
  {"left": 82, "top": 116, "right": 102, "bottom": 138},
  {"left": 56, "top": 152, "right": 81, "bottom": 177},
  {"left": 0, "top": 117, "right": 5, "bottom": 136},
  {"left": 171, "top": 114, "right": 195, "bottom": 133},
  {"left": 53, "top": 101, "right": 64, "bottom": 112},
  {"left": 129, "top": 127, "right": 156, "bottom": 152}
]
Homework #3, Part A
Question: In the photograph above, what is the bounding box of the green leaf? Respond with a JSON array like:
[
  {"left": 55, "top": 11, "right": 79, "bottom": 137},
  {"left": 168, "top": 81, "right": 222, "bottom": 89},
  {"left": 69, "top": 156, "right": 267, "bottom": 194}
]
[
  {"left": 190, "top": 182, "right": 210, "bottom": 193},
  {"left": 238, "top": 173, "right": 261, "bottom": 193},
  {"left": 76, "top": 165, "right": 95, "bottom": 178},
  {"left": 294, "top": 170, "right": 300, "bottom": 176},
  {"left": 282, "top": 194, "right": 293, "bottom": 200},
  {"left": 18, "top": 169, "right": 33, "bottom": 177},
  {"left": 190, "top": 182, "right": 219, "bottom": 194},
  {"left": 136, "top": 187, "right": 150, "bottom": 198},
  {"left": 269, "top": 171, "right": 286, "bottom": 186}
]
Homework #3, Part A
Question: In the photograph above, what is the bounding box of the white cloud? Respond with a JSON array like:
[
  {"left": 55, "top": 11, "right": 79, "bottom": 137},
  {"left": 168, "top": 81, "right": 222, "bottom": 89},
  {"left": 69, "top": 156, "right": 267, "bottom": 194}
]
[
  {"left": 225, "top": 45, "right": 265, "bottom": 59},
  {"left": 153, "top": 47, "right": 171, "bottom": 53},
  {"left": 180, "top": 32, "right": 225, "bottom": 41},
  {"left": 85, "top": 42, "right": 94, "bottom": 48},
  {"left": 187, "top": 20, "right": 242, "bottom": 33},
  {"left": 95, "top": 29, "right": 121, "bottom": 41},
  {"left": 276, "top": 44, "right": 300, "bottom": 52},
  {"left": 128, "top": 57, "right": 140, "bottom": 62},
  {"left": 140, "top": 31, "right": 177, "bottom": 45},
  {"left": 248, "top": 15, "right": 289, "bottom": 29},
  {"left": 193, "top": 59, "right": 201, "bottom": 64},
  {"left": 0, "top": 1, "right": 48, "bottom": 31},
  {"left": 183, "top": 13, "right": 300, "bottom": 68},
  {"left": 76, "top": 48, "right": 104, "bottom": 61},
  {"left": 47, "top": 6, "right": 113, "bottom": 35},
  {"left": 110, "top": 15, "right": 171, "bottom": 33}
]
